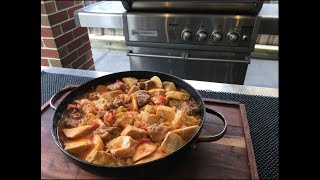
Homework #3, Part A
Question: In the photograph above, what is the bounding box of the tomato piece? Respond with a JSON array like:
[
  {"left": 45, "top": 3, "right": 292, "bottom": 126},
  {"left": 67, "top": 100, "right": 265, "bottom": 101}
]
[
  {"left": 103, "top": 112, "right": 113, "bottom": 124},
  {"left": 152, "top": 95, "right": 168, "bottom": 105},
  {"left": 158, "top": 95, "right": 168, "bottom": 104},
  {"left": 112, "top": 109, "right": 117, "bottom": 116},
  {"left": 91, "top": 122, "right": 100, "bottom": 130}
]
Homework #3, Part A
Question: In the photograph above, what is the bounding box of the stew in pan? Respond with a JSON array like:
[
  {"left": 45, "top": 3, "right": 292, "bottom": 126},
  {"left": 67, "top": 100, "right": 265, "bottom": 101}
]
[{"left": 57, "top": 76, "right": 201, "bottom": 166}]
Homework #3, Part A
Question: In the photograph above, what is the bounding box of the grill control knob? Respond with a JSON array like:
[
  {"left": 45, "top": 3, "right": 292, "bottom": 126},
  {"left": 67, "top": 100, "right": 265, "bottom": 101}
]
[
  {"left": 242, "top": 34, "right": 249, "bottom": 41},
  {"left": 196, "top": 31, "right": 208, "bottom": 41},
  {"left": 181, "top": 30, "right": 192, "bottom": 41},
  {"left": 212, "top": 32, "right": 223, "bottom": 42},
  {"left": 227, "top": 32, "right": 239, "bottom": 43}
]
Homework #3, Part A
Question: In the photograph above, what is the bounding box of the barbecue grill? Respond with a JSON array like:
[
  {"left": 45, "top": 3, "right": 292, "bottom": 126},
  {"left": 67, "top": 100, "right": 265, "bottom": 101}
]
[{"left": 75, "top": 0, "right": 278, "bottom": 84}]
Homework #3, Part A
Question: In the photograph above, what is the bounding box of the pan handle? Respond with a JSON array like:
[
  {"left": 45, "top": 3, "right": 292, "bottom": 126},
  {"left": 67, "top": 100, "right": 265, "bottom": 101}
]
[
  {"left": 196, "top": 108, "right": 228, "bottom": 143},
  {"left": 49, "top": 86, "right": 77, "bottom": 110}
]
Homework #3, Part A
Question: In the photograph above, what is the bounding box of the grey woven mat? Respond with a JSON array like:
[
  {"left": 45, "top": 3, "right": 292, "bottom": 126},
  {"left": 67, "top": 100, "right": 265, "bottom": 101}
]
[{"left": 41, "top": 71, "right": 279, "bottom": 179}]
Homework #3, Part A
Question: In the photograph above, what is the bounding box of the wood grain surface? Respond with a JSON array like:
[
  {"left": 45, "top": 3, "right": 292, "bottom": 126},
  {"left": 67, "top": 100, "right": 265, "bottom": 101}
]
[{"left": 41, "top": 86, "right": 259, "bottom": 179}]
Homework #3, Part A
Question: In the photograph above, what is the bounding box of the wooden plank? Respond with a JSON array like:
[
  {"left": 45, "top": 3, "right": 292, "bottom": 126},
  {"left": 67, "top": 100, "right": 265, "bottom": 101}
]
[
  {"left": 240, "top": 104, "right": 259, "bottom": 179},
  {"left": 212, "top": 135, "right": 246, "bottom": 148},
  {"left": 203, "top": 98, "right": 240, "bottom": 105},
  {"left": 41, "top": 86, "right": 258, "bottom": 179},
  {"left": 205, "top": 103, "right": 243, "bottom": 127}
]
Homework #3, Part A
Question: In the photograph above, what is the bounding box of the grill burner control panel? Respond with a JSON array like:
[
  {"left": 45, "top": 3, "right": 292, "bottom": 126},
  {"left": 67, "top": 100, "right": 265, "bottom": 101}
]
[
  {"left": 182, "top": 30, "right": 241, "bottom": 43},
  {"left": 126, "top": 13, "right": 260, "bottom": 48}
]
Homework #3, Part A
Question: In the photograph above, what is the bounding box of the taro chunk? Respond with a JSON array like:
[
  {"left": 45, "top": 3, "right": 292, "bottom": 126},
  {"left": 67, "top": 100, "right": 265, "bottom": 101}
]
[
  {"left": 82, "top": 104, "right": 97, "bottom": 114},
  {"left": 163, "top": 81, "right": 176, "bottom": 91},
  {"left": 108, "top": 136, "right": 139, "bottom": 158},
  {"left": 156, "top": 105, "right": 176, "bottom": 122},
  {"left": 64, "top": 139, "right": 92, "bottom": 154},
  {"left": 149, "top": 89, "right": 167, "bottom": 96},
  {"left": 171, "top": 111, "right": 199, "bottom": 128},
  {"left": 122, "top": 77, "right": 138, "bottom": 88},
  {"left": 85, "top": 135, "right": 104, "bottom": 161},
  {"left": 62, "top": 125, "right": 93, "bottom": 138},
  {"left": 143, "top": 105, "right": 156, "bottom": 114},
  {"left": 94, "top": 98, "right": 110, "bottom": 110},
  {"left": 132, "top": 143, "right": 157, "bottom": 162},
  {"left": 114, "top": 114, "right": 135, "bottom": 128},
  {"left": 128, "top": 85, "right": 140, "bottom": 95},
  {"left": 101, "top": 90, "right": 123, "bottom": 101},
  {"left": 150, "top": 76, "right": 163, "bottom": 88},
  {"left": 171, "top": 125, "right": 199, "bottom": 141},
  {"left": 159, "top": 132, "right": 185, "bottom": 154},
  {"left": 135, "top": 148, "right": 167, "bottom": 165},
  {"left": 165, "top": 91, "right": 190, "bottom": 101},
  {"left": 139, "top": 111, "right": 160, "bottom": 124},
  {"left": 120, "top": 125, "right": 148, "bottom": 139},
  {"left": 88, "top": 151, "right": 118, "bottom": 166}
]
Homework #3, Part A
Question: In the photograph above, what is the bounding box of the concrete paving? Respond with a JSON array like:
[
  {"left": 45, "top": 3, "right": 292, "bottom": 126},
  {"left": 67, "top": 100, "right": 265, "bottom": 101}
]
[{"left": 91, "top": 48, "right": 278, "bottom": 88}]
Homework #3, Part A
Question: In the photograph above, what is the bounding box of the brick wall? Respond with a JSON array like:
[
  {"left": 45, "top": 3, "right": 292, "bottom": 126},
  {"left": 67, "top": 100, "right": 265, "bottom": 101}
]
[{"left": 41, "top": 0, "right": 95, "bottom": 70}]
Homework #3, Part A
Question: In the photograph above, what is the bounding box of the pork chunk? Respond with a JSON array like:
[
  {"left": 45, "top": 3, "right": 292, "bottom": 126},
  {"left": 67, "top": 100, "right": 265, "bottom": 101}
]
[
  {"left": 132, "top": 90, "right": 150, "bottom": 107},
  {"left": 147, "top": 124, "right": 170, "bottom": 142}
]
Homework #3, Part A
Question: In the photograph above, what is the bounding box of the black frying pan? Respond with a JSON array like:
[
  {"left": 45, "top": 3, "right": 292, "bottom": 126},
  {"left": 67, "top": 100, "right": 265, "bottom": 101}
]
[{"left": 50, "top": 71, "right": 227, "bottom": 174}]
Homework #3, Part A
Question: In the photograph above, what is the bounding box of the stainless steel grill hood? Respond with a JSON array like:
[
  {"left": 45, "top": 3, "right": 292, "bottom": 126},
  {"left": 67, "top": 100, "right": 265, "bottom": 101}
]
[
  {"left": 74, "top": 0, "right": 278, "bottom": 84},
  {"left": 74, "top": 1, "right": 277, "bottom": 34},
  {"left": 120, "top": 0, "right": 263, "bottom": 14}
]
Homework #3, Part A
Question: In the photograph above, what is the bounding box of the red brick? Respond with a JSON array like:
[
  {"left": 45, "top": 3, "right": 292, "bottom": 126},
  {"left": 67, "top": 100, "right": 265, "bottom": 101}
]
[
  {"left": 41, "top": 49, "right": 59, "bottom": 59},
  {"left": 68, "top": 4, "right": 83, "bottom": 18},
  {"left": 55, "top": 1, "right": 74, "bottom": 10},
  {"left": 85, "top": 50, "right": 93, "bottom": 60},
  {"left": 89, "top": 65, "right": 96, "bottom": 71},
  {"left": 74, "top": 1, "right": 84, "bottom": 5},
  {"left": 80, "top": 34, "right": 90, "bottom": 44},
  {"left": 42, "top": 38, "right": 56, "bottom": 48},
  {"left": 72, "top": 54, "right": 87, "bottom": 69},
  {"left": 66, "top": 37, "right": 83, "bottom": 53},
  {"left": 77, "top": 42, "right": 91, "bottom": 57},
  {"left": 73, "top": 27, "right": 88, "bottom": 38},
  {"left": 55, "top": 31, "right": 73, "bottom": 47},
  {"left": 43, "top": 1, "right": 57, "bottom": 14},
  {"left": 80, "top": 58, "right": 94, "bottom": 70},
  {"left": 61, "top": 51, "right": 78, "bottom": 67},
  {"left": 48, "top": 10, "right": 68, "bottom": 26},
  {"left": 41, "top": 3, "right": 46, "bottom": 14},
  {"left": 51, "top": 25, "right": 62, "bottom": 37},
  {"left": 48, "top": 59, "right": 62, "bottom": 67},
  {"left": 41, "top": 27, "right": 53, "bottom": 37},
  {"left": 57, "top": 46, "right": 68, "bottom": 58},
  {"left": 41, "top": 59, "right": 49, "bottom": 66},
  {"left": 61, "top": 19, "right": 76, "bottom": 33},
  {"left": 41, "top": 15, "right": 50, "bottom": 26}
]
